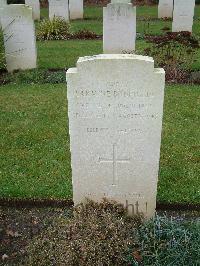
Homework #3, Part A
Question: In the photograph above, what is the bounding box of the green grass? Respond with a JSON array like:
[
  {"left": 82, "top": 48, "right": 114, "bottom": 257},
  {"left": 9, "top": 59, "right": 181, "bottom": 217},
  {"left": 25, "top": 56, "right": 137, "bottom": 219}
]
[
  {"left": 37, "top": 39, "right": 147, "bottom": 70},
  {"left": 0, "top": 5, "right": 199, "bottom": 203},
  {"left": 81, "top": 7, "right": 200, "bottom": 36},
  {"left": 36, "top": 6, "right": 200, "bottom": 71},
  {"left": 0, "top": 83, "right": 72, "bottom": 199},
  {"left": 36, "top": 39, "right": 200, "bottom": 71},
  {"left": 0, "top": 83, "right": 199, "bottom": 203},
  {"left": 37, "top": 40, "right": 102, "bottom": 69},
  {"left": 158, "top": 84, "right": 200, "bottom": 204},
  {"left": 40, "top": 6, "right": 200, "bottom": 36}
]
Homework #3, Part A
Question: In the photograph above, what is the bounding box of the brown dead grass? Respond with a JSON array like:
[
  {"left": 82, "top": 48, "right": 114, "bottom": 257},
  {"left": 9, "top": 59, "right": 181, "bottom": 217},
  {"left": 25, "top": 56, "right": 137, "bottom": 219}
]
[{"left": 26, "top": 199, "right": 142, "bottom": 266}]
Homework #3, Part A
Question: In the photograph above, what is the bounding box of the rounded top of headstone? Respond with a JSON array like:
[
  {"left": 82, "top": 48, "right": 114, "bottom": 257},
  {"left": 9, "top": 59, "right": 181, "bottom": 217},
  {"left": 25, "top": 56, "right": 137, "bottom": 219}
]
[
  {"left": 78, "top": 54, "right": 154, "bottom": 64},
  {"left": 67, "top": 54, "right": 165, "bottom": 78},
  {"left": 1, "top": 4, "right": 33, "bottom": 18}
]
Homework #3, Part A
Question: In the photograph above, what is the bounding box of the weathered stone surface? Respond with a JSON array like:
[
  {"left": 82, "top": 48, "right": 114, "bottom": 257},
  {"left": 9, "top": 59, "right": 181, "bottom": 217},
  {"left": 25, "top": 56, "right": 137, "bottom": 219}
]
[
  {"left": 0, "top": 0, "right": 7, "bottom": 7},
  {"left": 69, "top": 0, "right": 83, "bottom": 20},
  {"left": 49, "top": 0, "right": 69, "bottom": 21},
  {"left": 25, "top": 0, "right": 40, "bottom": 20},
  {"left": 158, "top": 0, "right": 173, "bottom": 18},
  {"left": 0, "top": 0, "right": 7, "bottom": 27},
  {"left": 103, "top": 3, "right": 136, "bottom": 54},
  {"left": 172, "top": 0, "right": 195, "bottom": 33},
  {"left": 67, "top": 54, "right": 165, "bottom": 219},
  {"left": 1, "top": 4, "right": 37, "bottom": 72}
]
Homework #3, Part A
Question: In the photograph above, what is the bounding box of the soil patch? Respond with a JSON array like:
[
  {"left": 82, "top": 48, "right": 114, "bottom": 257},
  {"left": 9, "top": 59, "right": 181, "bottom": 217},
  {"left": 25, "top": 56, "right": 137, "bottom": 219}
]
[
  {"left": 0, "top": 205, "right": 199, "bottom": 265},
  {"left": 0, "top": 207, "right": 73, "bottom": 265}
]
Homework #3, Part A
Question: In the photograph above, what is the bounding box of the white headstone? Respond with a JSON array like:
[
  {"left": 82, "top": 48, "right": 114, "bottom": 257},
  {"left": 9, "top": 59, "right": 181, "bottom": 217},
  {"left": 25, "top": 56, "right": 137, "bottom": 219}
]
[
  {"left": 1, "top": 5, "right": 37, "bottom": 72},
  {"left": 0, "top": 0, "right": 7, "bottom": 28},
  {"left": 69, "top": 0, "right": 83, "bottom": 20},
  {"left": 67, "top": 54, "right": 165, "bottom": 219},
  {"left": 103, "top": 3, "right": 136, "bottom": 54},
  {"left": 172, "top": 0, "right": 195, "bottom": 33},
  {"left": 49, "top": 0, "right": 69, "bottom": 21},
  {"left": 158, "top": 0, "right": 173, "bottom": 18},
  {"left": 0, "top": 0, "right": 7, "bottom": 7},
  {"left": 25, "top": 0, "right": 40, "bottom": 20}
]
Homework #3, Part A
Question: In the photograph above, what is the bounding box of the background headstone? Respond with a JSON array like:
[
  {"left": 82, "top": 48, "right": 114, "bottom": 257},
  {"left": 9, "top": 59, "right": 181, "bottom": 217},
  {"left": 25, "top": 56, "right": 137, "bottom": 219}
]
[
  {"left": 1, "top": 4, "right": 37, "bottom": 72},
  {"left": 0, "top": 0, "right": 7, "bottom": 28},
  {"left": 158, "top": 0, "right": 173, "bottom": 18},
  {"left": 172, "top": 0, "right": 195, "bottom": 33},
  {"left": 49, "top": 0, "right": 69, "bottom": 21},
  {"left": 103, "top": 3, "right": 136, "bottom": 54},
  {"left": 69, "top": 0, "right": 83, "bottom": 20},
  {"left": 67, "top": 54, "right": 165, "bottom": 219},
  {"left": 25, "top": 0, "right": 40, "bottom": 20}
]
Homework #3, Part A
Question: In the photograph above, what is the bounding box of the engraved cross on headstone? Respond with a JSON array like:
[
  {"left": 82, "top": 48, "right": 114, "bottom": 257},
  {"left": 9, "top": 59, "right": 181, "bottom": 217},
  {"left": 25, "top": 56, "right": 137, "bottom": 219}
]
[{"left": 99, "top": 143, "right": 130, "bottom": 186}]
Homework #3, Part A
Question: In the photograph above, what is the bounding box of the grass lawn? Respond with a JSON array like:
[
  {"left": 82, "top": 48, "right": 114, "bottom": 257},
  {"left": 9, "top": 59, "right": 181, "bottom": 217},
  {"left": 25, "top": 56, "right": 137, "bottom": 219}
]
[
  {"left": 0, "top": 4, "right": 199, "bottom": 204},
  {"left": 37, "top": 40, "right": 102, "bottom": 69},
  {"left": 33, "top": 5, "right": 200, "bottom": 72},
  {"left": 0, "top": 83, "right": 199, "bottom": 204},
  {"left": 36, "top": 39, "right": 200, "bottom": 70},
  {"left": 0, "top": 84, "right": 72, "bottom": 199},
  {"left": 39, "top": 6, "right": 200, "bottom": 36}
]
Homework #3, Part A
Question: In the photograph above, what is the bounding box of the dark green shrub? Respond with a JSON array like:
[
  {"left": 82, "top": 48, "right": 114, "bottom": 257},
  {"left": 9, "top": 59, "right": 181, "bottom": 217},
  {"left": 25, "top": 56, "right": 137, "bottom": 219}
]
[
  {"left": 128, "top": 214, "right": 200, "bottom": 265},
  {"left": 144, "top": 32, "right": 200, "bottom": 83},
  {"left": 37, "top": 18, "right": 71, "bottom": 41}
]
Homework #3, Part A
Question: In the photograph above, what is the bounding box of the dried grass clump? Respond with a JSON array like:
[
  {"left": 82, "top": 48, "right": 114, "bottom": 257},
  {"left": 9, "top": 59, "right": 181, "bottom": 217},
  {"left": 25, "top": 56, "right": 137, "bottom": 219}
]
[
  {"left": 37, "top": 18, "right": 71, "bottom": 41},
  {"left": 144, "top": 32, "right": 199, "bottom": 83},
  {"left": 26, "top": 199, "right": 142, "bottom": 266}
]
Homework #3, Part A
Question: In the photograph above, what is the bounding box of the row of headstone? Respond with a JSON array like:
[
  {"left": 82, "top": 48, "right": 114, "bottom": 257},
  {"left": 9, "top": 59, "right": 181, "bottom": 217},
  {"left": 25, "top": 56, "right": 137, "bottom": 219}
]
[
  {"left": 104, "top": 0, "right": 196, "bottom": 54},
  {"left": 49, "top": 0, "right": 83, "bottom": 22},
  {"left": 0, "top": 0, "right": 85, "bottom": 72},
  {"left": 0, "top": 0, "right": 84, "bottom": 22},
  {"left": 0, "top": 0, "right": 40, "bottom": 21},
  {"left": 67, "top": 0, "right": 166, "bottom": 219},
  {"left": 158, "top": 0, "right": 195, "bottom": 33}
]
